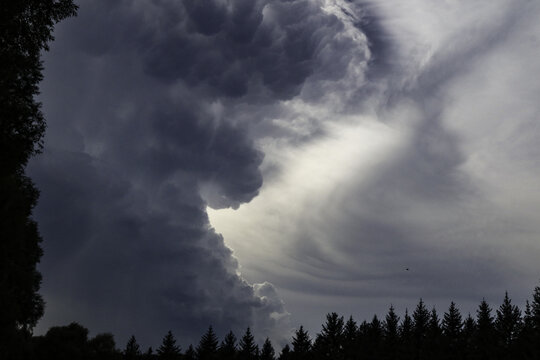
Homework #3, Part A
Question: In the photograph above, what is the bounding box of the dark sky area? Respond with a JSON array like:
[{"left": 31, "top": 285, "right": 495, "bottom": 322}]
[{"left": 29, "top": 0, "right": 540, "bottom": 349}]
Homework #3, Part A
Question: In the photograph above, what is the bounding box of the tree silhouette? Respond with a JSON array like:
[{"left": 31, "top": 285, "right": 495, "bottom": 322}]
[
  {"left": 0, "top": 1, "right": 77, "bottom": 357},
  {"left": 383, "top": 305, "right": 400, "bottom": 360},
  {"left": 124, "top": 335, "right": 141, "bottom": 360},
  {"left": 291, "top": 326, "right": 311, "bottom": 359},
  {"left": 260, "top": 338, "right": 276, "bottom": 360},
  {"left": 530, "top": 284, "right": 540, "bottom": 358},
  {"left": 197, "top": 326, "right": 219, "bottom": 360},
  {"left": 24, "top": 282, "right": 540, "bottom": 359},
  {"left": 412, "top": 299, "right": 430, "bottom": 359},
  {"left": 442, "top": 302, "right": 463, "bottom": 359},
  {"left": 462, "top": 314, "right": 476, "bottom": 360},
  {"left": 35, "top": 322, "right": 90, "bottom": 360},
  {"left": 88, "top": 333, "right": 118, "bottom": 360},
  {"left": 399, "top": 309, "right": 413, "bottom": 360},
  {"left": 518, "top": 301, "right": 534, "bottom": 358},
  {"left": 313, "top": 312, "right": 344, "bottom": 360},
  {"left": 219, "top": 330, "right": 237, "bottom": 360},
  {"left": 238, "top": 327, "right": 258, "bottom": 360},
  {"left": 365, "top": 315, "right": 383, "bottom": 360},
  {"left": 423, "top": 308, "right": 442, "bottom": 359},
  {"left": 142, "top": 347, "right": 154, "bottom": 360},
  {"left": 495, "top": 292, "right": 522, "bottom": 359},
  {"left": 342, "top": 316, "right": 358, "bottom": 360},
  {"left": 184, "top": 345, "right": 196, "bottom": 360},
  {"left": 157, "top": 331, "right": 181, "bottom": 360},
  {"left": 474, "top": 298, "right": 496, "bottom": 360},
  {"left": 278, "top": 344, "right": 292, "bottom": 360}
]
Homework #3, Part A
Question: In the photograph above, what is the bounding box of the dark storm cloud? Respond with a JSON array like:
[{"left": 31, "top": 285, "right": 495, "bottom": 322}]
[
  {"left": 29, "top": 0, "right": 372, "bottom": 347},
  {"left": 31, "top": 148, "right": 269, "bottom": 344},
  {"left": 142, "top": 0, "right": 348, "bottom": 100}
]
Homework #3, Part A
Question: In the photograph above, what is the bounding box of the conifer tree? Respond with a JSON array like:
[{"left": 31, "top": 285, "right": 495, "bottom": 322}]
[
  {"left": 313, "top": 312, "right": 344, "bottom": 360},
  {"left": 442, "top": 302, "right": 463, "bottom": 359},
  {"left": 366, "top": 315, "right": 383, "bottom": 360},
  {"left": 425, "top": 308, "right": 442, "bottom": 359},
  {"left": 197, "top": 326, "right": 219, "bottom": 360},
  {"left": 342, "top": 316, "right": 358, "bottom": 360},
  {"left": 184, "top": 345, "right": 196, "bottom": 360},
  {"left": 260, "top": 338, "right": 276, "bottom": 360},
  {"left": 142, "top": 347, "right": 154, "bottom": 360},
  {"left": 462, "top": 314, "right": 476, "bottom": 360},
  {"left": 356, "top": 320, "right": 370, "bottom": 359},
  {"left": 124, "top": 335, "right": 142, "bottom": 360},
  {"left": 475, "top": 298, "right": 496, "bottom": 360},
  {"left": 238, "top": 327, "right": 258, "bottom": 360},
  {"left": 383, "top": 305, "right": 400, "bottom": 360},
  {"left": 291, "top": 326, "right": 311, "bottom": 359},
  {"left": 530, "top": 284, "right": 540, "bottom": 358},
  {"left": 518, "top": 301, "right": 535, "bottom": 359},
  {"left": 532, "top": 284, "right": 540, "bottom": 327},
  {"left": 157, "top": 331, "right": 181, "bottom": 360},
  {"left": 495, "top": 292, "right": 522, "bottom": 358},
  {"left": 412, "top": 299, "right": 430, "bottom": 359},
  {"left": 399, "top": 309, "right": 413, "bottom": 360},
  {"left": 219, "top": 330, "right": 237, "bottom": 360},
  {"left": 278, "top": 344, "right": 292, "bottom": 360},
  {"left": 442, "top": 302, "right": 463, "bottom": 339}
]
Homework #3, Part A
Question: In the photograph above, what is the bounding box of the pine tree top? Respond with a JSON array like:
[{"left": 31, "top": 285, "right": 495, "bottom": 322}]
[
  {"left": 292, "top": 326, "right": 311, "bottom": 354},
  {"left": 197, "top": 326, "right": 219, "bottom": 359},
  {"left": 158, "top": 330, "right": 181, "bottom": 358},
  {"left": 125, "top": 335, "right": 141, "bottom": 357},
  {"left": 239, "top": 327, "right": 258, "bottom": 357},
  {"left": 260, "top": 338, "right": 276, "bottom": 360}
]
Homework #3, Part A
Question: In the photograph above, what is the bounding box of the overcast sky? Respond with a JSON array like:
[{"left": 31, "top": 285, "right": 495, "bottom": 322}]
[{"left": 29, "top": 0, "right": 540, "bottom": 349}]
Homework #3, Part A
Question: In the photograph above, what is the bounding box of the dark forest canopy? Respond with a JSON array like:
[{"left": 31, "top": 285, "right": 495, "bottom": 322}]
[
  {"left": 0, "top": 0, "right": 78, "bottom": 358},
  {"left": 26, "top": 284, "right": 540, "bottom": 360}
]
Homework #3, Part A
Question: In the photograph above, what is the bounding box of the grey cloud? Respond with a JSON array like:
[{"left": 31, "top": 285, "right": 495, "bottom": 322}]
[
  {"left": 143, "top": 0, "right": 351, "bottom": 100},
  {"left": 30, "top": 0, "right": 375, "bottom": 348},
  {"left": 31, "top": 0, "right": 359, "bottom": 347},
  {"left": 33, "top": 0, "right": 519, "bottom": 348},
  {"left": 221, "top": 0, "right": 540, "bottom": 333},
  {"left": 30, "top": 148, "right": 276, "bottom": 346}
]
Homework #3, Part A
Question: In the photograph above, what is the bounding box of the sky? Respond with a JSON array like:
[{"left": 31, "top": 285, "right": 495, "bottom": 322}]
[{"left": 29, "top": 0, "right": 540, "bottom": 350}]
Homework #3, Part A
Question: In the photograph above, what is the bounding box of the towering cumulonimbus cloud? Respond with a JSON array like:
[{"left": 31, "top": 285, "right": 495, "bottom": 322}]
[{"left": 30, "top": 0, "right": 372, "bottom": 347}]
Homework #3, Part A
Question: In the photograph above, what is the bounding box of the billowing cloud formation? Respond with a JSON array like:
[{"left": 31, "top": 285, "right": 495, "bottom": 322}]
[
  {"left": 32, "top": 0, "right": 540, "bottom": 347},
  {"left": 30, "top": 0, "right": 372, "bottom": 347},
  {"left": 209, "top": 0, "right": 540, "bottom": 333}
]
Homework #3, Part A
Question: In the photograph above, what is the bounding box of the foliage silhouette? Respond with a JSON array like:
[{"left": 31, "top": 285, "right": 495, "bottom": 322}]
[
  {"left": 25, "top": 283, "right": 540, "bottom": 360},
  {"left": 278, "top": 344, "right": 292, "bottom": 360},
  {"left": 219, "top": 330, "right": 237, "bottom": 360},
  {"left": 313, "top": 312, "right": 344, "bottom": 360},
  {"left": 495, "top": 292, "right": 522, "bottom": 359},
  {"left": 260, "top": 338, "right": 276, "bottom": 360},
  {"left": 184, "top": 345, "right": 196, "bottom": 360},
  {"left": 157, "top": 331, "right": 181, "bottom": 360},
  {"left": 0, "top": 0, "right": 77, "bottom": 357},
  {"left": 291, "top": 326, "right": 311, "bottom": 360},
  {"left": 238, "top": 327, "right": 259, "bottom": 360},
  {"left": 197, "top": 326, "right": 219, "bottom": 360},
  {"left": 124, "top": 335, "right": 141, "bottom": 360}
]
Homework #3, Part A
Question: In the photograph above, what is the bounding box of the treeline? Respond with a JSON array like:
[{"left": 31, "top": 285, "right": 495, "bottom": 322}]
[{"left": 27, "top": 284, "right": 540, "bottom": 360}]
